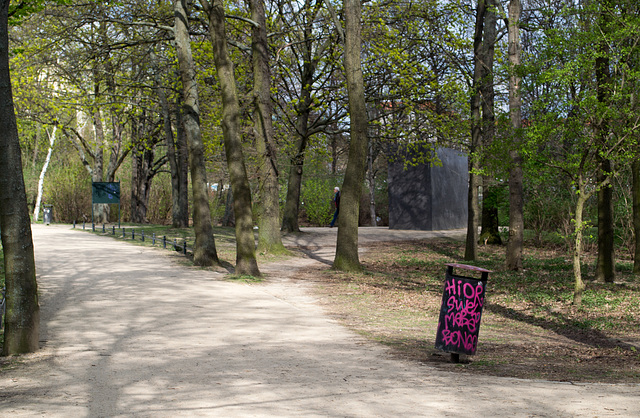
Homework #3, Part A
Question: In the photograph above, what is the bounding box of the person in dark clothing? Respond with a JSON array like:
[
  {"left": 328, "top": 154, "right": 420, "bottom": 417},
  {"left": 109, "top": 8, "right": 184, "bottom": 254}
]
[{"left": 330, "top": 186, "right": 340, "bottom": 227}]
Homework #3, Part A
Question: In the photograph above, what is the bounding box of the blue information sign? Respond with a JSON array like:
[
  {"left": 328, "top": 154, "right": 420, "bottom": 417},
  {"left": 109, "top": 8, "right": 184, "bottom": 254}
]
[{"left": 92, "top": 182, "right": 120, "bottom": 204}]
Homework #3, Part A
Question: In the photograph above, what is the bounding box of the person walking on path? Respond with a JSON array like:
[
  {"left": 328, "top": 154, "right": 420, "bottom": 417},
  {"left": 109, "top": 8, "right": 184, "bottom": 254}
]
[{"left": 330, "top": 186, "right": 340, "bottom": 227}]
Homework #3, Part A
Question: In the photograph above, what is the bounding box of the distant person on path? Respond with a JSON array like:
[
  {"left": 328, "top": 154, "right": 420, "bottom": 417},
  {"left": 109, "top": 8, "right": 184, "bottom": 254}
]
[{"left": 330, "top": 187, "right": 340, "bottom": 227}]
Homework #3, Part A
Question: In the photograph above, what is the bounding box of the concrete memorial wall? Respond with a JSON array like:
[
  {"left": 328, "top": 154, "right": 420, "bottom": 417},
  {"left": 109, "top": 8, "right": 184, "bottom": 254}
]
[{"left": 388, "top": 147, "right": 468, "bottom": 231}]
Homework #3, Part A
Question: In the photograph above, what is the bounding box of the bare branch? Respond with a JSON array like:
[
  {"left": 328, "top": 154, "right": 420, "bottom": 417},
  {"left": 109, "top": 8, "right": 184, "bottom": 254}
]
[{"left": 225, "top": 14, "right": 259, "bottom": 28}]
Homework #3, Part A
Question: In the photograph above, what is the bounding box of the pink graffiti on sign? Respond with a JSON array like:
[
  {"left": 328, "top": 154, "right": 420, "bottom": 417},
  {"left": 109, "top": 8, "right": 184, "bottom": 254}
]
[
  {"left": 437, "top": 277, "right": 485, "bottom": 352},
  {"left": 439, "top": 329, "right": 478, "bottom": 352}
]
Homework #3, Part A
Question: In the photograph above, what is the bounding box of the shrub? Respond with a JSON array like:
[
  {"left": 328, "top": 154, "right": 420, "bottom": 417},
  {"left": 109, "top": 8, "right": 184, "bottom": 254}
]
[
  {"left": 301, "top": 177, "right": 335, "bottom": 226},
  {"left": 43, "top": 159, "right": 91, "bottom": 223}
]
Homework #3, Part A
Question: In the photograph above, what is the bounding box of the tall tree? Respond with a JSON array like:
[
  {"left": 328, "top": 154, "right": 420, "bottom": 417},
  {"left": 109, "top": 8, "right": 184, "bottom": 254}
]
[
  {"left": 465, "top": 0, "right": 487, "bottom": 261},
  {"left": 634, "top": 160, "right": 640, "bottom": 274},
  {"left": 200, "top": 0, "right": 260, "bottom": 276},
  {"left": 594, "top": 0, "right": 615, "bottom": 283},
  {"left": 130, "top": 108, "right": 166, "bottom": 224},
  {"left": 174, "top": 107, "right": 190, "bottom": 227},
  {"left": 506, "top": 0, "right": 524, "bottom": 271},
  {"left": 480, "top": 0, "right": 501, "bottom": 246},
  {"left": 33, "top": 126, "right": 56, "bottom": 222},
  {"left": 152, "top": 50, "right": 189, "bottom": 228},
  {"left": 0, "top": 0, "right": 39, "bottom": 355},
  {"left": 173, "top": 0, "right": 219, "bottom": 266},
  {"left": 21, "top": 3, "right": 135, "bottom": 223},
  {"left": 524, "top": 0, "right": 640, "bottom": 304},
  {"left": 250, "top": 0, "right": 285, "bottom": 253},
  {"left": 333, "top": 0, "right": 369, "bottom": 272},
  {"left": 279, "top": 0, "right": 327, "bottom": 233}
]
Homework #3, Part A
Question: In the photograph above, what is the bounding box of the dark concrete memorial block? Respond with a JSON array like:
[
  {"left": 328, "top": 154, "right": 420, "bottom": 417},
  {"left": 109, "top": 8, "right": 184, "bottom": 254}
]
[{"left": 388, "top": 147, "right": 467, "bottom": 231}]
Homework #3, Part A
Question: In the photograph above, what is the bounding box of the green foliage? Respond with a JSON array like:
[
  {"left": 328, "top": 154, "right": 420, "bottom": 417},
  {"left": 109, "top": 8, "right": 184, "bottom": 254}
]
[
  {"left": 301, "top": 176, "right": 335, "bottom": 226},
  {"left": 611, "top": 169, "right": 636, "bottom": 253},
  {"left": 523, "top": 2, "right": 640, "bottom": 176},
  {"left": 523, "top": 170, "right": 579, "bottom": 247},
  {"left": 107, "top": 168, "right": 175, "bottom": 225},
  {"left": 210, "top": 189, "right": 228, "bottom": 226},
  {"left": 42, "top": 157, "right": 91, "bottom": 223},
  {"left": 363, "top": 0, "right": 470, "bottom": 152},
  {"left": 144, "top": 173, "right": 173, "bottom": 225},
  {"left": 7, "top": 0, "right": 640, "bottom": 279},
  {"left": 9, "top": 0, "right": 72, "bottom": 26}
]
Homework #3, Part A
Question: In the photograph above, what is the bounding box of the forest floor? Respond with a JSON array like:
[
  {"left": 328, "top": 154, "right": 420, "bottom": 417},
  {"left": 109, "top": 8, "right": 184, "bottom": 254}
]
[{"left": 278, "top": 229, "right": 640, "bottom": 384}]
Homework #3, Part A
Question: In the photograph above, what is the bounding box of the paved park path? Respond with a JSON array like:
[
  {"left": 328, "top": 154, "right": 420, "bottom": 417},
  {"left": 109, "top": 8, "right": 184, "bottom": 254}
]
[{"left": 0, "top": 224, "right": 638, "bottom": 417}]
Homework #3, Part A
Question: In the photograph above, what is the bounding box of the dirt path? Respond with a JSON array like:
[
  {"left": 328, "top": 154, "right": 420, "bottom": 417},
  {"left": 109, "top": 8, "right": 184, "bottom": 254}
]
[{"left": 0, "top": 225, "right": 638, "bottom": 417}]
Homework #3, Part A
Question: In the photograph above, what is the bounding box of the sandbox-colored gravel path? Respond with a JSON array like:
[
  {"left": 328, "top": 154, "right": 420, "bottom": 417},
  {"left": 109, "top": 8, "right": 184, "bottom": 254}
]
[{"left": 0, "top": 224, "right": 638, "bottom": 417}]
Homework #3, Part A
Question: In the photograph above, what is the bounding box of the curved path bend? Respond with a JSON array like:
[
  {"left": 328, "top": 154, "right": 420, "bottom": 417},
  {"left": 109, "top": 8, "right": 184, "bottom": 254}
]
[{"left": 0, "top": 225, "right": 637, "bottom": 417}]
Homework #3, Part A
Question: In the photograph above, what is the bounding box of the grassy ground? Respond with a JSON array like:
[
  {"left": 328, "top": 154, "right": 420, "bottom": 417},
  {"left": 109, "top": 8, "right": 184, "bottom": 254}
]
[
  {"left": 77, "top": 223, "right": 239, "bottom": 264},
  {"left": 76, "top": 223, "right": 289, "bottom": 274},
  {"left": 309, "top": 240, "right": 640, "bottom": 383}
]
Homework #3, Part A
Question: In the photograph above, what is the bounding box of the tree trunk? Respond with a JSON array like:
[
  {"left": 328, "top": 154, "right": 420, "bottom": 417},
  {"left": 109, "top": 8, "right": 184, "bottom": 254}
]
[
  {"left": 90, "top": 22, "right": 107, "bottom": 224},
  {"left": 201, "top": 0, "right": 260, "bottom": 276},
  {"left": 31, "top": 125, "right": 40, "bottom": 173},
  {"left": 222, "top": 186, "right": 235, "bottom": 227},
  {"left": 368, "top": 140, "right": 377, "bottom": 227},
  {"left": 333, "top": 0, "right": 368, "bottom": 272},
  {"left": 479, "top": 2, "right": 500, "bottom": 245},
  {"left": 91, "top": 106, "right": 107, "bottom": 224},
  {"left": 0, "top": 0, "right": 40, "bottom": 354},
  {"left": 596, "top": 164, "right": 615, "bottom": 282},
  {"left": 281, "top": 134, "right": 307, "bottom": 233},
  {"left": 131, "top": 145, "right": 141, "bottom": 223},
  {"left": 104, "top": 109, "right": 128, "bottom": 184},
  {"left": 130, "top": 127, "right": 154, "bottom": 224},
  {"left": 573, "top": 185, "right": 589, "bottom": 306},
  {"left": 595, "top": 0, "right": 615, "bottom": 283},
  {"left": 465, "top": 161, "right": 481, "bottom": 260},
  {"left": 633, "top": 160, "right": 640, "bottom": 274},
  {"left": 176, "top": 104, "right": 190, "bottom": 227},
  {"left": 506, "top": 0, "right": 524, "bottom": 271},
  {"left": 250, "top": 0, "right": 285, "bottom": 254},
  {"left": 281, "top": 69, "right": 314, "bottom": 233},
  {"left": 465, "top": 0, "right": 486, "bottom": 261},
  {"left": 174, "top": 0, "right": 219, "bottom": 266},
  {"left": 330, "top": 133, "right": 339, "bottom": 175},
  {"left": 481, "top": 180, "right": 502, "bottom": 245},
  {"left": 280, "top": 3, "right": 324, "bottom": 233},
  {"left": 153, "top": 53, "right": 188, "bottom": 228},
  {"left": 33, "top": 126, "right": 56, "bottom": 222}
]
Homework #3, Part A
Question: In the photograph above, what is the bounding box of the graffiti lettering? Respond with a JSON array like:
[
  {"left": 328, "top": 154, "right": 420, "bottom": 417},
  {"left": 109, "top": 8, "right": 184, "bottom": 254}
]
[
  {"left": 435, "top": 275, "right": 487, "bottom": 355},
  {"left": 440, "top": 329, "right": 478, "bottom": 352}
]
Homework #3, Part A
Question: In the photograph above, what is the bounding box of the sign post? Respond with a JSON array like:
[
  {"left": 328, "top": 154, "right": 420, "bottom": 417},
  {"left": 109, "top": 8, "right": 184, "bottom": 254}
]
[{"left": 92, "top": 182, "right": 121, "bottom": 228}]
